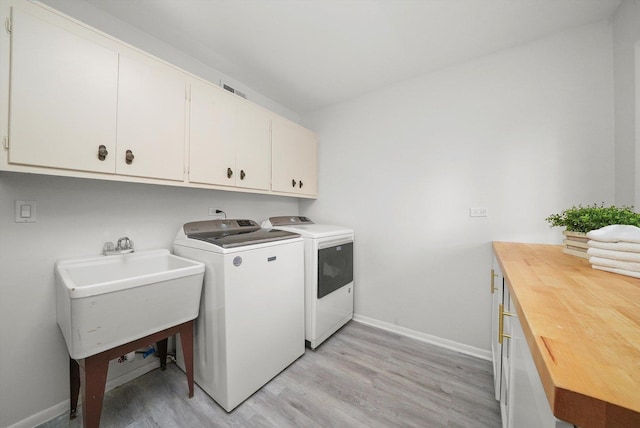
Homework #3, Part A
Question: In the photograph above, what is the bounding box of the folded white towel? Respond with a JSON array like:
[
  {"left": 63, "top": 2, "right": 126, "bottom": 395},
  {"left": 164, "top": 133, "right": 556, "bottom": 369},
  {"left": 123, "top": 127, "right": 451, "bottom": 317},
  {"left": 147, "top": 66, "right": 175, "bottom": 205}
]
[
  {"left": 592, "top": 265, "right": 640, "bottom": 279},
  {"left": 587, "top": 240, "right": 640, "bottom": 253},
  {"left": 589, "top": 256, "right": 640, "bottom": 273},
  {"left": 586, "top": 224, "right": 640, "bottom": 243},
  {"left": 586, "top": 247, "right": 640, "bottom": 263}
]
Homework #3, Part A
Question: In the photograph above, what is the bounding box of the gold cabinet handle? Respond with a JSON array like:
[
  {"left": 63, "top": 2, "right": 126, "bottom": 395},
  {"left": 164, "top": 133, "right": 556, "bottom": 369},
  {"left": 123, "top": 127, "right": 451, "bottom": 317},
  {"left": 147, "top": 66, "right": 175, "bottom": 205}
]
[
  {"left": 491, "top": 269, "right": 499, "bottom": 294},
  {"left": 498, "top": 303, "right": 515, "bottom": 344}
]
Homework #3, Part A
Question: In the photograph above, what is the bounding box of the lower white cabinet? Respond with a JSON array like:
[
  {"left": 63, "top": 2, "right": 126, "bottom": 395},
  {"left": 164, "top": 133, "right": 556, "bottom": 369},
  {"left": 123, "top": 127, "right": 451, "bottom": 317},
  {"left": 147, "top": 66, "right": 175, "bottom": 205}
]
[
  {"left": 492, "top": 267, "right": 573, "bottom": 428},
  {"left": 509, "top": 309, "right": 573, "bottom": 428},
  {"left": 490, "top": 257, "right": 504, "bottom": 401},
  {"left": 499, "top": 286, "right": 514, "bottom": 427}
]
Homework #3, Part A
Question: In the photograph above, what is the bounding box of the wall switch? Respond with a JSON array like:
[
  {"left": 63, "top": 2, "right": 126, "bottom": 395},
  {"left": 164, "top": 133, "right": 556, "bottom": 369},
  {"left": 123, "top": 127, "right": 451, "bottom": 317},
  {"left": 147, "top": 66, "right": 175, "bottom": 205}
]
[
  {"left": 15, "top": 200, "right": 37, "bottom": 223},
  {"left": 469, "top": 207, "right": 488, "bottom": 217}
]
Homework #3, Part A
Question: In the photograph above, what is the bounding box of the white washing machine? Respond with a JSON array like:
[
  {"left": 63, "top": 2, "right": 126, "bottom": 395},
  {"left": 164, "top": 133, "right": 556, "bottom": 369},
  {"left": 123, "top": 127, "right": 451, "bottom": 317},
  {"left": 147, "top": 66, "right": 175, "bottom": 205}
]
[
  {"left": 262, "top": 216, "right": 354, "bottom": 349},
  {"left": 173, "top": 219, "right": 304, "bottom": 412}
]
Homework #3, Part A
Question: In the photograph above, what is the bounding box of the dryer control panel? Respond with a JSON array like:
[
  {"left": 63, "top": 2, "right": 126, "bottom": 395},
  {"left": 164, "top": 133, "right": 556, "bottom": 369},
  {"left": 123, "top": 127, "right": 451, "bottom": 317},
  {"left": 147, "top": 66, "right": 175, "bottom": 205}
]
[{"left": 268, "top": 216, "right": 314, "bottom": 226}]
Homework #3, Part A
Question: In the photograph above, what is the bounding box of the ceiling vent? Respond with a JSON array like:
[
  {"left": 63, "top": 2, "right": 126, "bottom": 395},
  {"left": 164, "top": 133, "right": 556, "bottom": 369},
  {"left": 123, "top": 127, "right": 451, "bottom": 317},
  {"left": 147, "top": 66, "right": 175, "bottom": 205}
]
[{"left": 220, "top": 81, "right": 247, "bottom": 99}]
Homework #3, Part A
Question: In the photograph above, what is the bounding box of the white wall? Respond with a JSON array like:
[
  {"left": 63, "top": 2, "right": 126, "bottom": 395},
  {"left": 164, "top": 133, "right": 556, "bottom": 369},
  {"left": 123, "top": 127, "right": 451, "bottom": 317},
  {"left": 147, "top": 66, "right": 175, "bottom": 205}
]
[
  {"left": 301, "top": 21, "right": 615, "bottom": 353},
  {"left": 0, "top": 172, "right": 298, "bottom": 427},
  {"left": 612, "top": 0, "right": 640, "bottom": 206}
]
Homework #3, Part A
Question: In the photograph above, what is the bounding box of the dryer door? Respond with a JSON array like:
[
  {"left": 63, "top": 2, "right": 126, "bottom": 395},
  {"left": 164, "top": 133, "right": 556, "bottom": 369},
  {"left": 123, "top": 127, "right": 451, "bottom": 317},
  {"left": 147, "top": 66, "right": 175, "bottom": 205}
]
[{"left": 317, "top": 241, "right": 353, "bottom": 298}]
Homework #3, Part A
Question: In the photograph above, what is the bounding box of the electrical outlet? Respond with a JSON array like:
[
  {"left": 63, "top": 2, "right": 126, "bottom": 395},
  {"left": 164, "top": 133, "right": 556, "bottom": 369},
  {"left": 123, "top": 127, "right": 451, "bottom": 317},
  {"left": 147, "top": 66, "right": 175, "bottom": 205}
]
[
  {"left": 469, "top": 207, "right": 488, "bottom": 217},
  {"left": 208, "top": 208, "right": 226, "bottom": 219}
]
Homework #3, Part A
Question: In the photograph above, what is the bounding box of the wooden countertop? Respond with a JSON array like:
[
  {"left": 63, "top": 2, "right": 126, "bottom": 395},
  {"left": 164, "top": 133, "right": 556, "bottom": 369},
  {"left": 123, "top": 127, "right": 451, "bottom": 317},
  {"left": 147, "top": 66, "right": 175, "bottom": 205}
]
[{"left": 493, "top": 242, "right": 640, "bottom": 428}]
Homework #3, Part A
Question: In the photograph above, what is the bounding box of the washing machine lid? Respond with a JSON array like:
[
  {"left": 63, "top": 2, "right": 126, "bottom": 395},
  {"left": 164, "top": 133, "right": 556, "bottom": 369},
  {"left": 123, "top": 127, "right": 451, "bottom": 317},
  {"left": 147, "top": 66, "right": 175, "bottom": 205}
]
[{"left": 183, "top": 219, "right": 300, "bottom": 248}]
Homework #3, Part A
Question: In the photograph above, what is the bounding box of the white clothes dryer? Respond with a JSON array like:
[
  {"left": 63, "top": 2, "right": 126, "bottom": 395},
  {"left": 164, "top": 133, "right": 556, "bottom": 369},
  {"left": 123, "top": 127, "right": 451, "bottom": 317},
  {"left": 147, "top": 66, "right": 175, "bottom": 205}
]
[
  {"left": 174, "top": 219, "right": 304, "bottom": 411},
  {"left": 262, "top": 216, "right": 354, "bottom": 349}
]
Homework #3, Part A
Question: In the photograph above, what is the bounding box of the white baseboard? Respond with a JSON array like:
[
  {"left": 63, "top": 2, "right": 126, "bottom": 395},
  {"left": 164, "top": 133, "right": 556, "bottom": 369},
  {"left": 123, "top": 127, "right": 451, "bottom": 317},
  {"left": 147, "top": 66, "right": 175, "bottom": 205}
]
[
  {"left": 8, "top": 358, "right": 159, "bottom": 428},
  {"left": 353, "top": 314, "right": 492, "bottom": 361},
  {"left": 6, "top": 400, "right": 69, "bottom": 428}
]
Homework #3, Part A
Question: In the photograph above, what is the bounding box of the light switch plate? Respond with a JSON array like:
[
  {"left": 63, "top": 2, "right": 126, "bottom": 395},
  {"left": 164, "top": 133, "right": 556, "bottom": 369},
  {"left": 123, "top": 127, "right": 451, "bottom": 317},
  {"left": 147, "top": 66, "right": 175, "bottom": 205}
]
[
  {"left": 15, "top": 200, "right": 37, "bottom": 223},
  {"left": 469, "top": 207, "right": 488, "bottom": 217}
]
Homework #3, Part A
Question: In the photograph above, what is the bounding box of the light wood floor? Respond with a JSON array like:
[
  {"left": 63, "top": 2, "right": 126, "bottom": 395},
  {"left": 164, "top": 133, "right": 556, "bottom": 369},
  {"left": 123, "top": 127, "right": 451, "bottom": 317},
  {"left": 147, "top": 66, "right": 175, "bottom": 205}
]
[{"left": 41, "top": 321, "right": 501, "bottom": 428}]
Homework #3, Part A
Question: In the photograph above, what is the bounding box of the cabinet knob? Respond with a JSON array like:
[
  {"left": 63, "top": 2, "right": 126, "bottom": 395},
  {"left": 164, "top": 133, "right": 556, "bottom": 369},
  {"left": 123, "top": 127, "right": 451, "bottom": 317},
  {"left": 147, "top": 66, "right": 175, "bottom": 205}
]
[
  {"left": 240, "top": 170, "right": 246, "bottom": 180},
  {"left": 292, "top": 179, "right": 297, "bottom": 187},
  {"left": 227, "top": 167, "right": 233, "bottom": 179},
  {"left": 299, "top": 180, "right": 303, "bottom": 188},
  {"left": 125, "top": 150, "right": 134, "bottom": 164},
  {"left": 97, "top": 145, "right": 108, "bottom": 161}
]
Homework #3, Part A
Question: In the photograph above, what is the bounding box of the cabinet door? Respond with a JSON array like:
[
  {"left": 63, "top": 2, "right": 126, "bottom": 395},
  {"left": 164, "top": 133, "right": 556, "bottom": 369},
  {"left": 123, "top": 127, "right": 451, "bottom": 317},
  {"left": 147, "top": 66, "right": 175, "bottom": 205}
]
[
  {"left": 272, "top": 117, "right": 318, "bottom": 196},
  {"left": 296, "top": 129, "right": 318, "bottom": 196},
  {"left": 510, "top": 300, "right": 573, "bottom": 428},
  {"left": 189, "top": 80, "right": 236, "bottom": 186},
  {"left": 490, "top": 258, "right": 504, "bottom": 401},
  {"left": 116, "top": 53, "right": 186, "bottom": 181},
  {"left": 500, "top": 287, "right": 513, "bottom": 428},
  {"left": 271, "top": 118, "right": 297, "bottom": 193},
  {"left": 235, "top": 102, "right": 271, "bottom": 190},
  {"left": 8, "top": 7, "right": 117, "bottom": 173}
]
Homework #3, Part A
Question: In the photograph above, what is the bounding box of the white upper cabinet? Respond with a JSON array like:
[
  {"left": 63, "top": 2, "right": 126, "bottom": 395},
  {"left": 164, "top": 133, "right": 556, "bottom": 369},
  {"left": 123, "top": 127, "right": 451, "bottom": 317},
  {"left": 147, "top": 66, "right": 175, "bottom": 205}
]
[
  {"left": 272, "top": 116, "right": 317, "bottom": 197},
  {"left": 235, "top": 100, "right": 271, "bottom": 191},
  {"left": 1, "top": 0, "right": 316, "bottom": 198},
  {"left": 116, "top": 53, "right": 187, "bottom": 181},
  {"left": 189, "top": 80, "right": 270, "bottom": 190},
  {"left": 8, "top": 6, "right": 118, "bottom": 173},
  {"left": 6, "top": 5, "right": 187, "bottom": 182},
  {"left": 189, "top": 79, "right": 237, "bottom": 186}
]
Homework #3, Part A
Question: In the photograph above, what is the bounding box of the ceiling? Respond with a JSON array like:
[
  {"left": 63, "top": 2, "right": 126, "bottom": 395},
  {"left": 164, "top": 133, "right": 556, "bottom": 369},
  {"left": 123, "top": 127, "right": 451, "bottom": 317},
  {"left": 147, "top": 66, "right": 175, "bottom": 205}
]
[{"left": 47, "top": 0, "right": 622, "bottom": 113}]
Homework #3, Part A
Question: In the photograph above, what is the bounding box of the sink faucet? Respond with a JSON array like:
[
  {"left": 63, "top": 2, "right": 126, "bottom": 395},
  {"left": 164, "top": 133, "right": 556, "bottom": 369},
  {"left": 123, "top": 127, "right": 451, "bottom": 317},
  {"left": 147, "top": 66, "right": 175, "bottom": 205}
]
[
  {"left": 103, "top": 237, "right": 134, "bottom": 255},
  {"left": 117, "top": 237, "right": 134, "bottom": 253}
]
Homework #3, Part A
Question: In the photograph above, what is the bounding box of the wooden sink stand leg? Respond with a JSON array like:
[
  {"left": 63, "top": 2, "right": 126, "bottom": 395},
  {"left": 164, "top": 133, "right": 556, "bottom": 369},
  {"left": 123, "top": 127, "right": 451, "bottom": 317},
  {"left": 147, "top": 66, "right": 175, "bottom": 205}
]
[{"left": 68, "top": 320, "right": 194, "bottom": 428}]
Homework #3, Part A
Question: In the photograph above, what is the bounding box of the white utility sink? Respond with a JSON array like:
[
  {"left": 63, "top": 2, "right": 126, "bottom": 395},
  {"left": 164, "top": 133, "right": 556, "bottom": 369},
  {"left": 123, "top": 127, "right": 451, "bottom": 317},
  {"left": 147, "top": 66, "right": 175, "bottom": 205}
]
[{"left": 56, "top": 249, "right": 205, "bottom": 359}]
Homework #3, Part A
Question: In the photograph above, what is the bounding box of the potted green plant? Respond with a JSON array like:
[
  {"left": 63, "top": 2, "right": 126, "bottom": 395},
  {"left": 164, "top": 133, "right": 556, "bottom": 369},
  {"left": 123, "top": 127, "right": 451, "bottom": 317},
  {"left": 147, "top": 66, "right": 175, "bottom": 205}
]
[{"left": 545, "top": 203, "right": 640, "bottom": 258}]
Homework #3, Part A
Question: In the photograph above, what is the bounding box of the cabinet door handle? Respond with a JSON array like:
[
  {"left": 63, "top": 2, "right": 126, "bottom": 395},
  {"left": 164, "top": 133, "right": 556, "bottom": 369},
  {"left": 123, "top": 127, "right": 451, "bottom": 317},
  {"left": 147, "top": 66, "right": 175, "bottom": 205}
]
[
  {"left": 97, "top": 145, "right": 108, "bottom": 161},
  {"left": 491, "top": 269, "right": 499, "bottom": 294},
  {"left": 240, "top": 170, "right": 246, "bottom": 180},
  {"left": 292, "top": 179, "right": 297, "bottom": 187},
  {"left": 299, "top": 180, "right": 303, "bottom": 188},
  {"left": 227, "top": 167, "right": 233, "bottom": 179},
  {"left": 125, "top": 150, "right": 135, "bottom": 165},
  {"left": 498, "top": 303, "right": 515, "bottom": 344}
]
